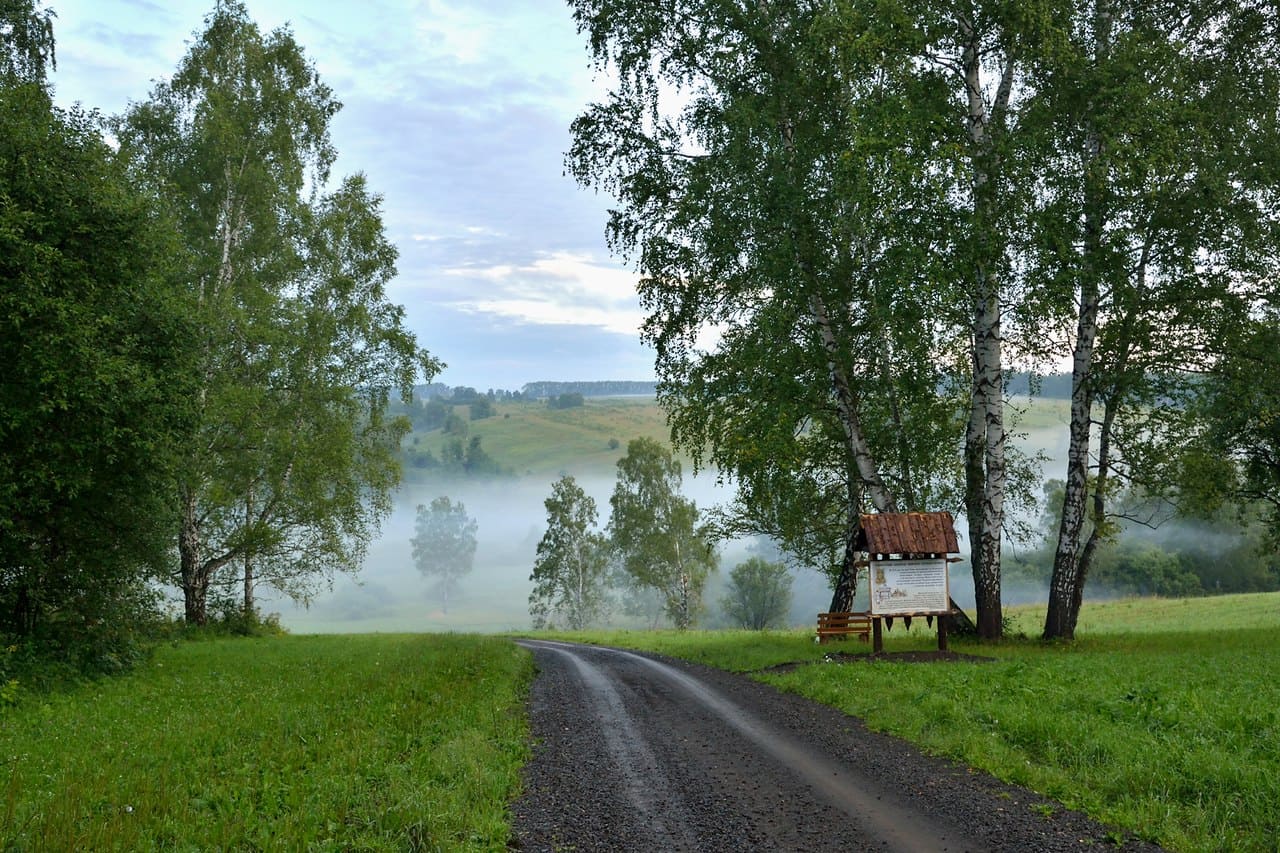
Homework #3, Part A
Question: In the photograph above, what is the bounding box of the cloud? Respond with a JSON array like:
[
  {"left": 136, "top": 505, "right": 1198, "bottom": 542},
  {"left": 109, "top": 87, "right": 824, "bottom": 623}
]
[
  {"left": 412, "top": 0, "right": 492, "bottom": 66},
  {"left": 438, "top": 252, "right": 642, "bottom": 337},
  {"left": 50, "top": 0, "right": 642, "bottom": 389}
]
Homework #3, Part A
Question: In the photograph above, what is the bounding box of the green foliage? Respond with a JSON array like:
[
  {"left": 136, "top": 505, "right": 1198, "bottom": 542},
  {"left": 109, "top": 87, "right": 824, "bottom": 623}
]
[
  {"left": 0, "top": 0, "right": 54, "bottom": 84},
  {"left": 431, "top": 435, "right": 510, "bottom": 479},
  {"left": 0, "top": 635, "right": 532, "bottom": 850},
  {"left": 720, "top": 557, "right": 793, "bottom": 631},
  {"left": 1188, "top": 311, "right": 1280, "bottom": 546},
  {"left": 529, "top": 476, "right": 612, "bottom": 630},
  {"left": 547, "top": 392, "right": 585, "bottom": 410},
  {"left": 608, "top": 438, "right": 717, "bottom": 629},
  {"left": 422, "top": 397, "right": 449, "bottom": 429},
  {"left": 444, "top": 411, "right": 469, "bottom": 436},
  {"left": 412, "top": 497, "right": 478, "bottom": 613},
  {"left": 0, "top": 30, "right": 194, "bottom": 666},
  {"left": 565, "top": 0, "right": 1020, "bottom": 634},
  {"left": 112, "top": 2, "right": 438, "bottom": 623},
  {"left": 190, "top": 594, "right": 289, "bottom": 638}
]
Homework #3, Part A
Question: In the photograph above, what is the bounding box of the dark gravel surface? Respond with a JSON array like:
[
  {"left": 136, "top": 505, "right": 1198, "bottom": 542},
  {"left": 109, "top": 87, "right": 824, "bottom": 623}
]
[{"left": 512, "top": 640, "right": 1164, "bottom": 853}]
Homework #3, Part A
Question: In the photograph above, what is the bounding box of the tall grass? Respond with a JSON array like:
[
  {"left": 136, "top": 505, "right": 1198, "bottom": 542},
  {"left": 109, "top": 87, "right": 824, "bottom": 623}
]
[
  {"left": 550, "top": 592, "right": 1280, "bottom": 852},
  {"left": 0, "top": 634, "right": 531, "bottom": 851}
]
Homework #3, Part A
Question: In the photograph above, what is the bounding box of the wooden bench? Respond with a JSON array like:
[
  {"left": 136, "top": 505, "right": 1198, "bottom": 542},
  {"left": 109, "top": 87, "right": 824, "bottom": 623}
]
[{"left": 816, "top": 612, "right": 872, "bottom": 644}]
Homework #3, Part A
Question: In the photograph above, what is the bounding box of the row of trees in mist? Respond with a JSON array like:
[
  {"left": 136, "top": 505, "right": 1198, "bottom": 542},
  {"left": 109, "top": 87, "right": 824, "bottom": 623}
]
[
  {"left": 1, "top": 2, "right": 436, "bottom": 672},
  {"left": 529, "top": 438, "right": 720, "bottom": 630},
  {"left": 568, "top": 0, "right": 1280, "bottom": 639},
  {"left": 411, "top": 447, "right": 797, "bottom": 631}
]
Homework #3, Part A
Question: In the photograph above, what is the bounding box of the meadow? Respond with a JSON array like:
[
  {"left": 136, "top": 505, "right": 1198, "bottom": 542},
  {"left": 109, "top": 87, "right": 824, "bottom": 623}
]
[
  {"left": 410, "top": 396, "right": 681, "bottom": 479},
  {"left": 0, "top": 635, "right": 530, "bottom": 851},
  {"left": 544, "top": 591, "right": 1280, "bottom": 853},
  {"left": 434, "top": 393, "right": 1074, "bottom": 479},
  {"left": 6, "top": 594, "right": 1275, "bottom": 851}
]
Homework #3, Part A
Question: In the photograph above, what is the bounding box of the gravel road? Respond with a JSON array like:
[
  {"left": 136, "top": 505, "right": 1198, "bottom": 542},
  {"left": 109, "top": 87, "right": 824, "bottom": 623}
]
[{"left": 511, "top": 640, "right": 1163, "bottom": 852}]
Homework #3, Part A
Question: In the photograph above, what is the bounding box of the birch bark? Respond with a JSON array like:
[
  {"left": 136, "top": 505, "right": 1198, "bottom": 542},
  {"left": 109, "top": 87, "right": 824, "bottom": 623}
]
[
  {"left": 959, "top": 11, "right": 1013, "bottom": 639},
  {"left": 1044, "top": 0, "right": 1113, "bottom": 640}
]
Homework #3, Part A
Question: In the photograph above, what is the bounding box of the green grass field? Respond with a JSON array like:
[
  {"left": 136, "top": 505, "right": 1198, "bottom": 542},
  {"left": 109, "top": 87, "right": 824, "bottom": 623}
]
[
  {"left": 544, "top": 591, "right": 1280, "bottom": 853},
  {"left": 0, "top": 635, "right": 531, "bottom": 851},
  {"left": 408, "top": 393, "right": 1072, "bottom": 482},
  {"left": 411, "top": 397, "right": 680, "bottom": 478},
  {"left": 7, "top": 594, "right": 1276, "bottom": 852}
]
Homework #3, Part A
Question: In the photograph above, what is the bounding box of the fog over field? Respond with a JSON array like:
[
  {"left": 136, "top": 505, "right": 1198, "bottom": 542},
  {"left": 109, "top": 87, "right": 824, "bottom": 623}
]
[
  {"left": 258, "top": 394, "right": 1191, "bottom": 633},
  {"left": 267, "top": 470, "right": 768, "bottom": 633}
]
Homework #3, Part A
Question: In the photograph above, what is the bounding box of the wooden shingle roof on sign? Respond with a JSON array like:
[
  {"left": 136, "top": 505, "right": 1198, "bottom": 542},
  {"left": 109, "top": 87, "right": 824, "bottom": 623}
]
[{"left": 856, "top": 512, "right": 960, "bottom": 556}]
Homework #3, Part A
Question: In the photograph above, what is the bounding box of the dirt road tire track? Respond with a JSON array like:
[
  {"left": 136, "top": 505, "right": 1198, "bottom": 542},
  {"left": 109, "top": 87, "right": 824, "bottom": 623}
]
[{"left": 511, "top": 640, "right": 1162, "bottom": 852}]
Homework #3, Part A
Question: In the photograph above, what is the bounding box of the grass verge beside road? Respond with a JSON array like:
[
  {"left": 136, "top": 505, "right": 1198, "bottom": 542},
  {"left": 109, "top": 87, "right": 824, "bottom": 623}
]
[
  {"left": 546, "top": 592, "right": 1280, "bottom": 852},
  {"left": 0, "top": 634, "right": 531, "bottom": 851}
]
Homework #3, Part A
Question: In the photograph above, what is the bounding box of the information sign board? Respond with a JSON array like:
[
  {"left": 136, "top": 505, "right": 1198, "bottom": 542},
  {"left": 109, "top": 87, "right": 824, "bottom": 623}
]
[{"left": 869, "top": 558, "right": 949, "bottom": 615}]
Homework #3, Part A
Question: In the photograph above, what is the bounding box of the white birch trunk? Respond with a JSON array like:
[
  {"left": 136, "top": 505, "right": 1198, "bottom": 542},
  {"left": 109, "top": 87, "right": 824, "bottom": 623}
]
[
  {"left": 1044, "top": 0, "right": 1113, "bottom": 640},
  {"left": 959, "top": 13, "right": 1010, "bottom": 639}
]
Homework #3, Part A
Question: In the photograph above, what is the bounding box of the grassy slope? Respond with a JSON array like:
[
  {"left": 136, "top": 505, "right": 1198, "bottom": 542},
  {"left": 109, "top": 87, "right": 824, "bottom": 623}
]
[
  {"left": 0, "top": 635, "right": 531, "bottom": 851},
  {"left": 544, "top": 590, "right": 1280, "bottom": 853},
  {"left": 405, "top": 393, "right": 1073, "bottom": 481},
  {"left": 409, "top": 397, "right": 679, "bottom": 479}
]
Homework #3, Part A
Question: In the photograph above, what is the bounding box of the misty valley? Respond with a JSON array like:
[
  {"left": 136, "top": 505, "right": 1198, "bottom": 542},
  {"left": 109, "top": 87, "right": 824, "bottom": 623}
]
[{"left": 264, "top": 390, "right": 1276, "bottom": 635}]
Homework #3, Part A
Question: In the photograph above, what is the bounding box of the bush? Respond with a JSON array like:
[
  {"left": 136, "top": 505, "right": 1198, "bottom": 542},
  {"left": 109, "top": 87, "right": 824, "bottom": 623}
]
[
  {"left": 548, "top": 392, "right": 585, "bottom": 410},
  {"left": 720, "top": 557, "right": 793, "bottom": 630},
  {"left": 0, "top": 577, "right": 166, "bottom": 689}
]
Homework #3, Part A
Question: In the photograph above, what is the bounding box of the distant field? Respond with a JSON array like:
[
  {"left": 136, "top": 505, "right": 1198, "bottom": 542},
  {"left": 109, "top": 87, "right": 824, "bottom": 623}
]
[
  {"left": 408, "top": 393, "right": 1072, "bottom": 480},
  {"left": 410, "top": 396, "right": 679, "bottom": 478},
  {"left": 548, "top": 590, "right": 1280, "bottom": 853}
]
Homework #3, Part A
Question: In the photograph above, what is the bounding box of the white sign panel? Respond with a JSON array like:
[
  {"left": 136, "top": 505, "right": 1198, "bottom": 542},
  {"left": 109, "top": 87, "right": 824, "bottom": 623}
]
[{"left": 869, "top": 558, "right": 949, "bottom": 616}]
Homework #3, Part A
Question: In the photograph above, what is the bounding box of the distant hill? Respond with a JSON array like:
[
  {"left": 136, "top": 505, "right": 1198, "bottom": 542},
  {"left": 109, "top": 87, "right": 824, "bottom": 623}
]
[
  {"left": 403, "top": 396, "right": 676, "bottom": 480},
  {"left": 398, "top": 385, "right": 1077, "bottom": 483},
  {"left": 522, "top": 380, "right": 656, "bottom": 399}
]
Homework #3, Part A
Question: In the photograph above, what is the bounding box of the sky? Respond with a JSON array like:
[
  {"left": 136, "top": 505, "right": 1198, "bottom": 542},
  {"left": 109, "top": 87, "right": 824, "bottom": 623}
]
[{"left": 48, "top": 0, "right": 653, "bottom": 391}]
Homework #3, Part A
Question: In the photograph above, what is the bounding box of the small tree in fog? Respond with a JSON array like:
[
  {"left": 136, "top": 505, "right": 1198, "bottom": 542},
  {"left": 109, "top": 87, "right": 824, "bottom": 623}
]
[
  {"left": 529, "top": 476, "right": 611, "bottom": 629},
  {"left": 720, "top": 557, "right": 792, "bottom": 630},
  {"left": 412, "top": 497, "right": 477, "bottom": 613},
  {"left": 609, "top": 438, "right": 717, "bottom": 629}
]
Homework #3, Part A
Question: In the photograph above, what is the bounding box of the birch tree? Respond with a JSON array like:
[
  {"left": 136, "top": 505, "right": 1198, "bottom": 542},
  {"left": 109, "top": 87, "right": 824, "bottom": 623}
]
[
  {"left": 0, "top": 0, "right": 53, "bottom": 84},
  {"left": 528, "top": 476, "right": 611, "bottom": 629},
  {"left": 568, "top": 0, "right": 973, "bottom": 620},
  {"left": 1031, "top": 1, "right": 1280, "bottom": 638},
  {"left": 114, "top": 3, "right": 438, "bottom": 624},
  {"left": 608, "top": 438, "right": 717, "bottom": 629}
]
